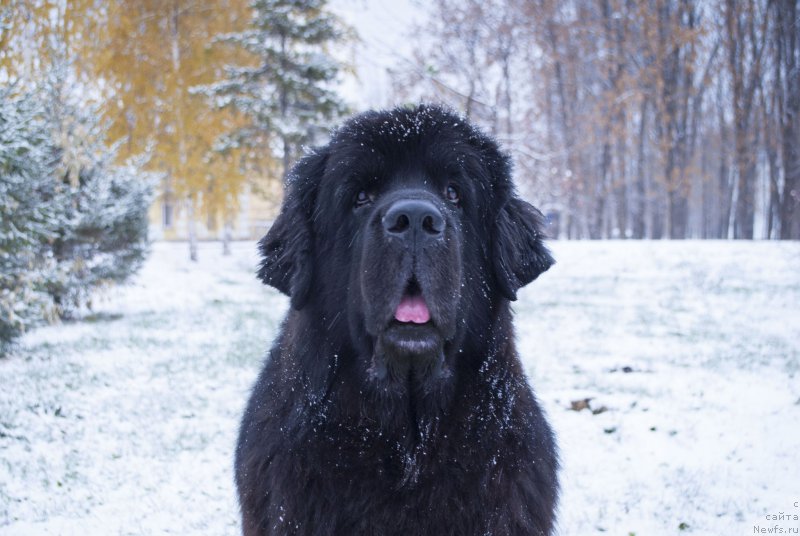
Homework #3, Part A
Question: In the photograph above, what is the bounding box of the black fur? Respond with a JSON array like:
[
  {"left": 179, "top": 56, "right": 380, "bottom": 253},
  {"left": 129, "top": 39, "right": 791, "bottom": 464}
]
[{"left": 238, "top": 105, "right": 558, "bottom": 535}]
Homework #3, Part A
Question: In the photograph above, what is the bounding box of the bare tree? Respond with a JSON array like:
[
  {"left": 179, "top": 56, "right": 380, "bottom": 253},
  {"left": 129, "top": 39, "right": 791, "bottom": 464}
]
[{"left": 392, "top": 0, "right": 794, "bottom": 240}]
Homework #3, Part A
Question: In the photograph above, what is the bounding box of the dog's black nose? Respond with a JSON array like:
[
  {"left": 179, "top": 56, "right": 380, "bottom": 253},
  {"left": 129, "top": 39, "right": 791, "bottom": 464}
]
[{"left": 382, "top": 199, "right": 445, "bottom": 241}]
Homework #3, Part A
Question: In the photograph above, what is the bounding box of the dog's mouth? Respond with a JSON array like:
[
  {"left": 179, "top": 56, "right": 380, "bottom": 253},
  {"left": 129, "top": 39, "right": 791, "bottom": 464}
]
[
  {"left": 393, "top": 278, "right": 431, "bottom": 325},
  {"left": 366, "top": 270, "right": 456, "bottom": 387},
  {"left": 378, "top": 276, "right": 440, "bottom": 356}
]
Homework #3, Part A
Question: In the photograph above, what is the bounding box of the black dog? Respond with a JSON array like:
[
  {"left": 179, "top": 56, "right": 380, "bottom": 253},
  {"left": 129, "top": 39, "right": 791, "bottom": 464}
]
[{"left": 236, "top": 105, "right": 558, "bottom": 535}]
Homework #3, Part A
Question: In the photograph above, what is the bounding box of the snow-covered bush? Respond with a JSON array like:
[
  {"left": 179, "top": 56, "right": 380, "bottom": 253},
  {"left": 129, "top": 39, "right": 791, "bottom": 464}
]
[
  {"left": 0, "top": 86, "right": 62, "bottom": 354},
  {"left": 46, "top": 161, "right": 153, "bottom": 316},
  {"left": 42, "top": 69, "right": 154, "bottom": 317},
  {"left": 1, "top": 72, "right": 154, "bottom": 352}
]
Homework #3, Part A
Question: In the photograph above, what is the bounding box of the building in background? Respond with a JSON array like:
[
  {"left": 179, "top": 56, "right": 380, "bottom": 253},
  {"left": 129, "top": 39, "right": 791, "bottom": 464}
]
[{"left": 147, "top": 177, "right": 280, "bottom": 241}]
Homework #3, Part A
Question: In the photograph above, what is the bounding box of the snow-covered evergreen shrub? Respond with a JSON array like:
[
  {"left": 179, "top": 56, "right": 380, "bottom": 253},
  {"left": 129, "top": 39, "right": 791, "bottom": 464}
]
[
  {"left": 0, "top": 86, "right": 62, "bottom": 354},
  {"left": 46, "top": 162, "right": 153, "bottom": 315},
  {"left": 42, "top": 70, "right": 154, "bottom": 317},
  {"left": 1, "top": 69, "right": 154, "bottom": 352}
]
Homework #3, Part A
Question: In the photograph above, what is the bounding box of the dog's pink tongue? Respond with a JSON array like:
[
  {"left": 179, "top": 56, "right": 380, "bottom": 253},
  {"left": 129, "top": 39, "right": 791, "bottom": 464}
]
[{"left": 394, "top": 295, "right": 430, "bottom": 324}]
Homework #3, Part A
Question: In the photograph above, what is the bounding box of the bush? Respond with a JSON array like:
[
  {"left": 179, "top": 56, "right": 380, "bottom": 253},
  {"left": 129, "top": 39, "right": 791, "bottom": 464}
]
[
  {"left": 47, "top": 162, "right": 153, "bottom": 315},
  {"left": 0, "top": 86, "right": 62, "bottom": 354},
  {"left": 0, "top": 75, "right": 154, "bottom": 354}
]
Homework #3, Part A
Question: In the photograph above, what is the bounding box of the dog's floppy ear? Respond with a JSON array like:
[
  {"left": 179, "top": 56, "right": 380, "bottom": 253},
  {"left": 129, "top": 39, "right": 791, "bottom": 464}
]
[
  {"left": 492, "top": 197, "right": 555, "bottom": 301},
  {"left": 257, "top": 150, "right": 326, "bottom": 310}
]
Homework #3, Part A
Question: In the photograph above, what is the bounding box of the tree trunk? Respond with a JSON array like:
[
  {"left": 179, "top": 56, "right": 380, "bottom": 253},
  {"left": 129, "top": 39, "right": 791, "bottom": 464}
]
[
  {"left": 634, "top": 98, "right": 649, "bottom": 239},
  {"left": 615, "top": 132, "right": 628, "bottom": 238},
  {"left": 546, "top": 20, "right": 582, "bottom": 239},
  {"left": 762, "top": 84, "right": 780, "bottom": 239},
  {"left": 282, "top": 135, "right": 291, "bottom": 183},
  {"left": 596, "top": 140, "right": 611, "bottom": 239},
  {"left": 170, "top": 3, "right": 196, "bottom": 259},
  {"left": 716, "top": 79, "right": 732, "bottom": 239},
  {"left": 279, "top": 31, "right": 292, "bottom": 183},
  {"left": 733, "top": 134, "right": 756, "bottom": 239},
  {"left": 222, "top": 217, "right": 233, "bottom": 256},
  {"left": 725, "top": 0, "right": 766, "bottom": 239},
  {"left": 778, "top": 0, "right": 800, "bottom": 239},
  {"left": 187, "top": 196, "right": 198, "bottom": 263}
]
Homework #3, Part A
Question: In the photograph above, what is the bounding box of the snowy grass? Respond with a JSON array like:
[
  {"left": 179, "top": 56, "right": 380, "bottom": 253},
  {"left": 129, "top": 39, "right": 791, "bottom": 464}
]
[{"left": 1, "top": 240, "right": 799, "bottom": 535}]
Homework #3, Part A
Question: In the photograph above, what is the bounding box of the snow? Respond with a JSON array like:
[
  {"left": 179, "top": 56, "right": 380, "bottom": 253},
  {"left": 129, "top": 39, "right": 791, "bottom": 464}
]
[
  {"left": 0, "top": 242, "right": 285, "bottom": 535},
  {"left": 521, "top": 241, "right": 800, "bottom": 534},
  {"left": 1, "top": 240, "right": 799, "bottom": 535}
]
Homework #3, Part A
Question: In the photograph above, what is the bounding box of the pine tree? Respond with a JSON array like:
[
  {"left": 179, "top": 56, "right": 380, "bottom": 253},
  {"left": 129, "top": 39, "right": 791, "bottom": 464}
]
[
  {"left": 44, "top": 160, "right": 153, "bottom": 316},
  {"left": 1, "top": 43, "right": 155, "bottom": 353},
  {"left": 201, "top": 0, "right": 350, "bottom": 179},
  {"left": 0, "top": 85, "right": 62, "bottom": 355},
  {"left": 41, "top": 61, "right": 154, "bottom": 317}
]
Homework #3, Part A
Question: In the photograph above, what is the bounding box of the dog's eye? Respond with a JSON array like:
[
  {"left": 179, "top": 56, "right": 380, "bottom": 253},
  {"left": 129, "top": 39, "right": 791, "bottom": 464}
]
[
  {"left": 355, "top": 190, "right": 372, "bottom": 208},
  {"left": 445, "top": 184, "right": 460, "bottom": 204}
]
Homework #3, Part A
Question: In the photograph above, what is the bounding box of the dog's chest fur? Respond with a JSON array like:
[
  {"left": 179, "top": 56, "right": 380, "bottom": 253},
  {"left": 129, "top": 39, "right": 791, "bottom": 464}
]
[{"left": 241, "top": 344, "right": 556, "bottom": 536}]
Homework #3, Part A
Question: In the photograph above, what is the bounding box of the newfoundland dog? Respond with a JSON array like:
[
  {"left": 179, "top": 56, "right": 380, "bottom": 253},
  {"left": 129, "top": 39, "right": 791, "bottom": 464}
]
[{"left": 236, "top": 105, "right": 558, "bottom": 535}]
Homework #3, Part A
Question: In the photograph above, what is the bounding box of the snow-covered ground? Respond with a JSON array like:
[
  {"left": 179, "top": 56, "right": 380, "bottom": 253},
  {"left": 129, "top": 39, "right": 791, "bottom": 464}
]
[{"left": 1, "top": 241, "right": 799, "bottom": 535}]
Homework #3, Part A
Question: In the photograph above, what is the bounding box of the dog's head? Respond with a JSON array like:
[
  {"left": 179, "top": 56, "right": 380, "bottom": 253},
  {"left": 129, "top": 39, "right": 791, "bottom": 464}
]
[{"left": 258, "top": 105, "right": 553, "bottom": 395}]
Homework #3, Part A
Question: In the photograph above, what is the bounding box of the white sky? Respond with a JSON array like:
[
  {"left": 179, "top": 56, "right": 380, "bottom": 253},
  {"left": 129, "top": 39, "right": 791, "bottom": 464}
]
[{"left": 329, "top": 0, "right": 429, "bottom": 110}]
